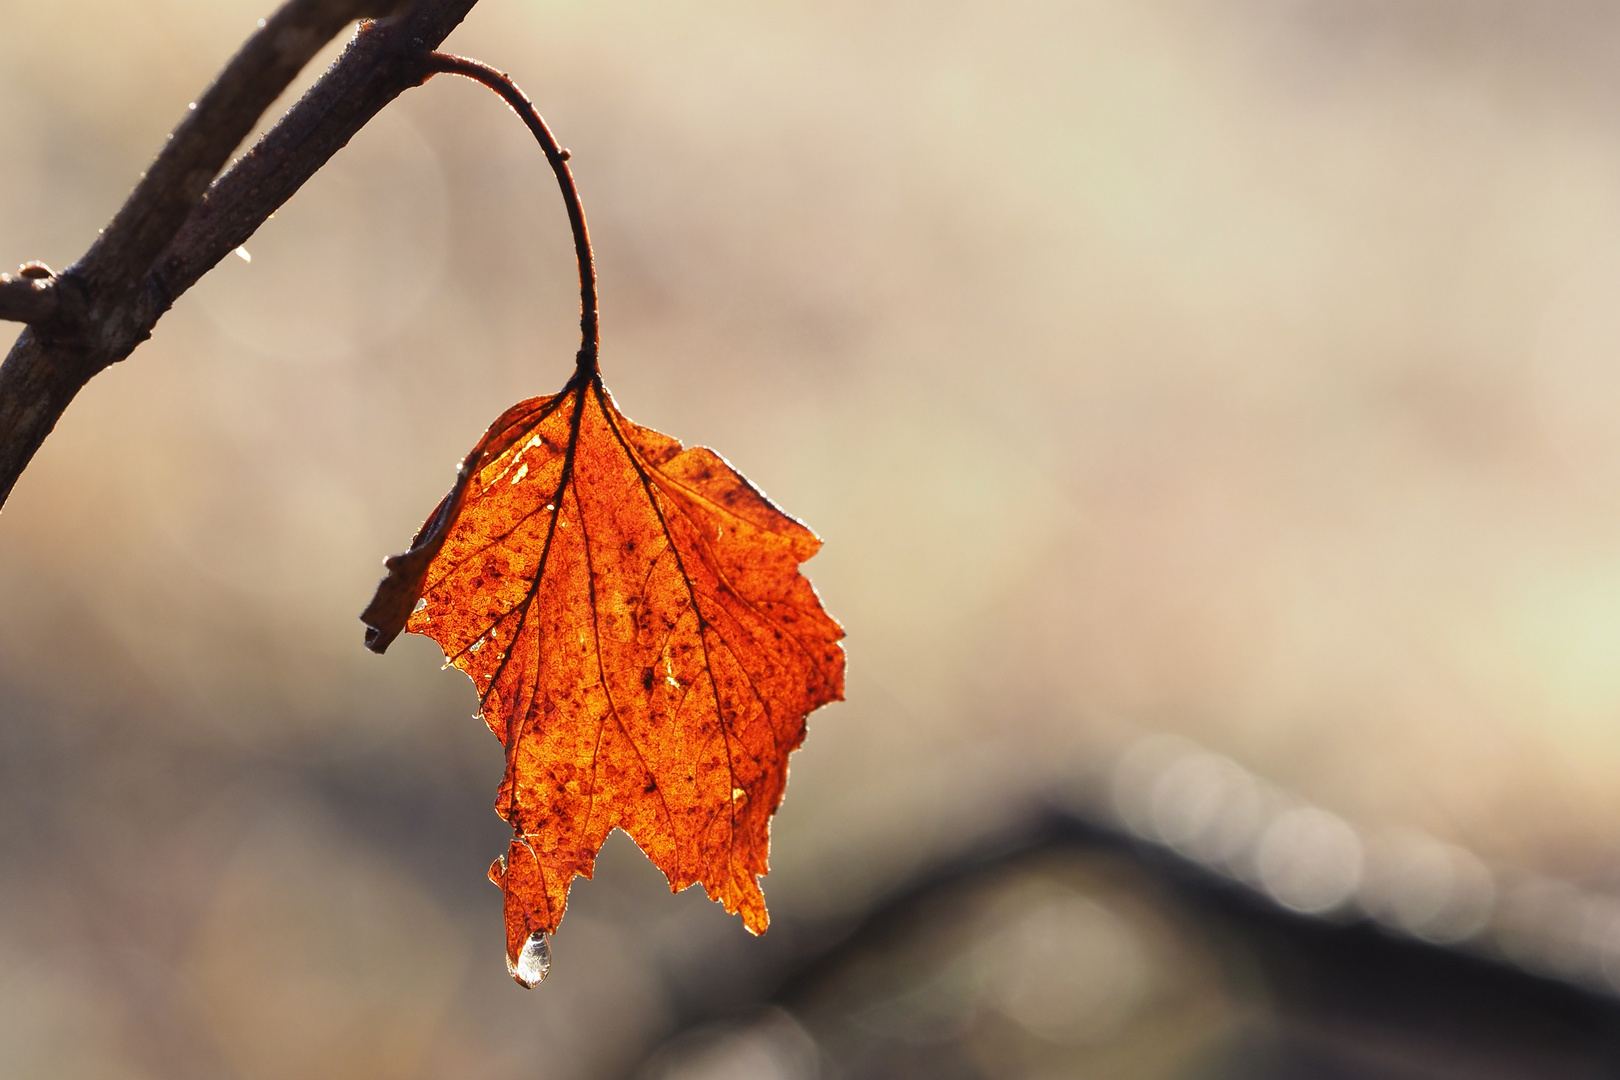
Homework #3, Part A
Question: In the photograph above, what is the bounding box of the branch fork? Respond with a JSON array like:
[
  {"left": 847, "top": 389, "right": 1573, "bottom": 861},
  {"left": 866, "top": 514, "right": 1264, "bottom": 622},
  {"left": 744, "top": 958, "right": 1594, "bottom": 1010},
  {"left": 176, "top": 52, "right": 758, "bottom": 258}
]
[
  {"left": 0, "top": 265, "right": 61, "bottom": 327},
  {"left": 0, "top": 0, "right": 481, "bottom": 509}
]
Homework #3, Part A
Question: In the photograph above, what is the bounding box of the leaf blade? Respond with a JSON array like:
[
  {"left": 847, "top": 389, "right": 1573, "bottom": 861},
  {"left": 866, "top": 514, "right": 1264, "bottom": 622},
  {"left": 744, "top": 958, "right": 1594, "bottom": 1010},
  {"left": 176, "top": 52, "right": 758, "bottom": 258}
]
[{"left": 363, "top": 374, "right": 845, "bottom": 977}]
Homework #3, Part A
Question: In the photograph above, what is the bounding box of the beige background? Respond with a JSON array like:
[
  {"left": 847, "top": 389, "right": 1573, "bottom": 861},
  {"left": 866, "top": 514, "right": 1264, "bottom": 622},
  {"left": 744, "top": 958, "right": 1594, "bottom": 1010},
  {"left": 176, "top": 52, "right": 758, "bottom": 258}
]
[{"left": 4, "top": 1, "right": 1620, "bottom": 1076}]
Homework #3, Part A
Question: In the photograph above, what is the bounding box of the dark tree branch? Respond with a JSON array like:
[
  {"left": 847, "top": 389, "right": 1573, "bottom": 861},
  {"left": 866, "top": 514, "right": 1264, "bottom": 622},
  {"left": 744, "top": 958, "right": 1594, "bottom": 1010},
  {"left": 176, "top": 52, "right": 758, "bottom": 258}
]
[
  {"left": 0, "top": 0, "right": 482, "bottom": 509},
  {"left": 79, "top": 0, "right": 410, "bottom": 309}
]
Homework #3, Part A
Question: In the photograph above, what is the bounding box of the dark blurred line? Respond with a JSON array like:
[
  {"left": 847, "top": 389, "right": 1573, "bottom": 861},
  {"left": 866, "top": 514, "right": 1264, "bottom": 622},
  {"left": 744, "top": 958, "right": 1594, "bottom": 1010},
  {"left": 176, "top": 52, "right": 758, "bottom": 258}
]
[{"left": 622, "top": 811, "right": 1620, "bottom": 1079}]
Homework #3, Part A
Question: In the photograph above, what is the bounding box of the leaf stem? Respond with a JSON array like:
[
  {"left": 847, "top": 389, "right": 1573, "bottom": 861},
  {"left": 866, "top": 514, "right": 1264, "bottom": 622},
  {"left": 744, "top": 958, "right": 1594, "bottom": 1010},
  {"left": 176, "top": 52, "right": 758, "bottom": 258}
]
[{"left": 422, "top": 53, "right": 600, "bottom": 376}]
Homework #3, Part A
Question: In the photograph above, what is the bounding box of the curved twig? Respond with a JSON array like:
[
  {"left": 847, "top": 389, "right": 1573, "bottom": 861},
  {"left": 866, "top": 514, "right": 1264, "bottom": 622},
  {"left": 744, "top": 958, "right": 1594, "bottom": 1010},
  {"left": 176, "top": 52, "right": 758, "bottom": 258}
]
[{"left": 421, "top": 52, "right": 600, "bottom": 375}]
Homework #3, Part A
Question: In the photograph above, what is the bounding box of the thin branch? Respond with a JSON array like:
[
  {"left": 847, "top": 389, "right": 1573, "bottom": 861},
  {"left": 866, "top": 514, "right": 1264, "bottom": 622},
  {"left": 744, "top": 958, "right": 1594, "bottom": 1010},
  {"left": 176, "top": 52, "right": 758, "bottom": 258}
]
[
  {"left": 0, "top": 267, "right": 58, "bottom": 326},
  {"left": 77, "top": 0, "right": 413, "bottom": 322},
  {"left": 0, "top": 0, "right": 481, "bottom": 510},
  {"left": 421, "top": 53, "right": 599, "bottom": 375}
]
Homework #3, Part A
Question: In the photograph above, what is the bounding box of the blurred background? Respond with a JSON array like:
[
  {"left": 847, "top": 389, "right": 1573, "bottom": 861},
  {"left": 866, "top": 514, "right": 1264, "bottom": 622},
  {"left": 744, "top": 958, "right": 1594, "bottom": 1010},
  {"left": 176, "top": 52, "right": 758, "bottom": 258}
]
[{"left": 7, "top": 0, "right": 1620, "bottom": 1076}]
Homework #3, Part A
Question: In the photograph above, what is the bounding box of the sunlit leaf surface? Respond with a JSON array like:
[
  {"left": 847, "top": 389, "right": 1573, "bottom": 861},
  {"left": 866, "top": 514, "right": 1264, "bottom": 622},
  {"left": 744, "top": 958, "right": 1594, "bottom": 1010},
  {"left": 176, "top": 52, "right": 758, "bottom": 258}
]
[{"left": 363, "top": 369, "right": 845, "bottom": 982}]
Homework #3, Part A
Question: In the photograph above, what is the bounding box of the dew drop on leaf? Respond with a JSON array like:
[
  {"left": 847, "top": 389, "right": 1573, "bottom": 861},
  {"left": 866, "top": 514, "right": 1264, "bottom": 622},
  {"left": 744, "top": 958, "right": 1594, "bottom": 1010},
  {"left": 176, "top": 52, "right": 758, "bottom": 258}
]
[{"left": 508, "top": 931, "right": 551, "bottom": 988}]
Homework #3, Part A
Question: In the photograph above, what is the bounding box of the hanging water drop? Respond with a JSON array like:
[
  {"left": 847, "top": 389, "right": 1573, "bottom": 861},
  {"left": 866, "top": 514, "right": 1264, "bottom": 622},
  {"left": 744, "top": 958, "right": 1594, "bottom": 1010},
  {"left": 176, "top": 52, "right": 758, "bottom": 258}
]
[{"left": 509, "top": 930, "right": 551, "bottom": 987}]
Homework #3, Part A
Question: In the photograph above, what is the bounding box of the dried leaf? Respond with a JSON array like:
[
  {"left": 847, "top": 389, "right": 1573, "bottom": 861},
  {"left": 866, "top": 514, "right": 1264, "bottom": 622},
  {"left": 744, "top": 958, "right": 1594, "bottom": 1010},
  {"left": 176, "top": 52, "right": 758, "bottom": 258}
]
[{"left": 363, "top": 368, "right": 845, "bottom": 982}]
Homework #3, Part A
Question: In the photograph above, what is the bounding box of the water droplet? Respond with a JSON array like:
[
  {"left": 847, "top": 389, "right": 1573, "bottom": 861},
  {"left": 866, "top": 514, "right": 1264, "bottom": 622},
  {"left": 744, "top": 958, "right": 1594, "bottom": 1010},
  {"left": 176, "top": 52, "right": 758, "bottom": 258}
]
[
  {"left": 509, "top": 931, "right": 551, "bottom": 987},
  {"left": 413, "top": 597, "right": 428, "bottom": 613}
]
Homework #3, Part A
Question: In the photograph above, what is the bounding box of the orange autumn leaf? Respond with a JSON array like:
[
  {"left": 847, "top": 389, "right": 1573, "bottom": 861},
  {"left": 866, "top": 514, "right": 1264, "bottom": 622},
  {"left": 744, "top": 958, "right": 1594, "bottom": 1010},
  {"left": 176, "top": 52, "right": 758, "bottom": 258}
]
[{"left": 361, "top": 366, "right": 845, "bottom": 984}]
